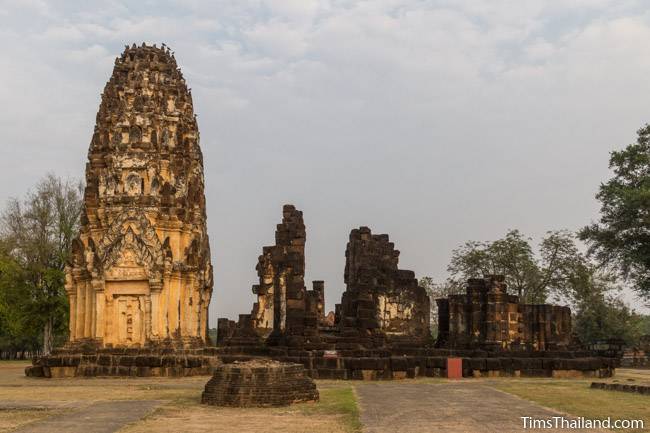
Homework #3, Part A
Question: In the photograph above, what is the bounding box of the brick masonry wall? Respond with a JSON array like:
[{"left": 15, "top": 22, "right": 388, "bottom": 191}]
[{"left": 25, "top": 346, "right": 617, "bottom": 380}]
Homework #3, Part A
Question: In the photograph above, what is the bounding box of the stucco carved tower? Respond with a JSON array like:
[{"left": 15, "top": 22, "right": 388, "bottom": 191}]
[{"left": 65, "top": 43, "right": 213, "bottom": 348}]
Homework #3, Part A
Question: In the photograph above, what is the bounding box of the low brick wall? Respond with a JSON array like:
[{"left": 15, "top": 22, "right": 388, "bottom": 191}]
[
  {"left": 201, "top": 361, "right": 318, "bottom": 407},
  {"left": 219, "top": 347, "right": 617, "bottom": 380},
  {"left": 24, "top": 346, "right": 617, "bottom": 380},
  {"left": 591, "top": 382, "right": 650, "bottom": 395}
]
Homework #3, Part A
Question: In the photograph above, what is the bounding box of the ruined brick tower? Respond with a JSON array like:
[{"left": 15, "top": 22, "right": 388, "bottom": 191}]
[
  {"left": 217, "top": 205, "right": 323, "bottom": 347},
  {"left": 337, "top": 227, "right": 431, "bottom": 346},
  {"left": 65, "top": 43, "right": 213, "bottom": 348}
]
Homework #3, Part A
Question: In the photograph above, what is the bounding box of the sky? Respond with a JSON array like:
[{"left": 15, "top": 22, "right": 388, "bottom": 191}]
[{"left": 1, "top": 0, "right": 650, "bottom": 321}]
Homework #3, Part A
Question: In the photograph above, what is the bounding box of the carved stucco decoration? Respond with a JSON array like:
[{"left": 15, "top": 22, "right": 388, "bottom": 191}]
[{"left": 98, "top": 210, "right": 167, "bottom": 282}]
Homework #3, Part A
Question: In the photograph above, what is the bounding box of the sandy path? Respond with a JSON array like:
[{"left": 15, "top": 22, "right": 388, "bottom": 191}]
[
  {"left": 356, "top": 382, "right": 608, "bottom": 433},
  {"left": 11, "top": 400, "right": 162, "bottom": 433}
]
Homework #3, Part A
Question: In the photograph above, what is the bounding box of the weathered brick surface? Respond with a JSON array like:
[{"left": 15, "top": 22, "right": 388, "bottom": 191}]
[
  {"left": 201, "top": 361, "right": 318, "bottom": 407},
  {"left": 337, "top": 227, "right": 431, "bottom": 346},
  {"left": 591, "top": 382, "right": 650, "bottom": 395},
  {"left": 25, "top": 347, "right": 218, "bottom": 377},
  {"left": 220, "top": 205, "right": 322, "bottom": 347},
  {"left": 437, "top": 275, "right": 572, "bottom": 351}
]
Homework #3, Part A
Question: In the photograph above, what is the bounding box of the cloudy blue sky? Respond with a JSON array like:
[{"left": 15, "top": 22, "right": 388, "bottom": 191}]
[{"left": 1, "top": 0, "right": 650, "bottom": 320}]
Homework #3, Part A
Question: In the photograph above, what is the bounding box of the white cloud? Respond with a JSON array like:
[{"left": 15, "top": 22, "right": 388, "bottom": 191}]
[{"left": 243, "top": 20, "right": 310, "bottom": 58}]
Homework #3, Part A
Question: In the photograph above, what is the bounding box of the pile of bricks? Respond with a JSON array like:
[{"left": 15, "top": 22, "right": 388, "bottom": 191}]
[{"left": 201, "top": 360, "right": 319, "bottom": 407}]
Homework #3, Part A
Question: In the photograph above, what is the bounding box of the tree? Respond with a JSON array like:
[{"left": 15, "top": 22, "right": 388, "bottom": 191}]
[
  {"left": 207, "top": 328, "right": 218, "bottom": 345},
  {"left": 561, "top": 260, "right": 643, "bottom": 345},
  {"left": 580, "top": 124, "right": 650, "bottom": 300},
  {"left": 419, "top": 277, "right": 461, "bottom": 338},
  {"left": 0, "top": 174, "right": 82, "bottom": 354},
  {"left": 574, "top": 292, "right": 646, "bottom": 346},
  {"left": 0, "top": 250, "right": 41, "bottom": 357},
  {"left": 446, "top": 229, "right": 585, "bottom": 303}
]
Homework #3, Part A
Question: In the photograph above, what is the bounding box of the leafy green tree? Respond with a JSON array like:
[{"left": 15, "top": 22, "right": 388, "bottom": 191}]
[
  {"left": 0, "top": 250, "right": 41, "bottom": 357},
  {"left": 0, "top": 175, "right": 82, "bottom": 354},
  {"left": 419, "top": 277, "right": 461, "bottom": 338},
  {"left": 561, "top": 260, "right": 642, "bottom": 344},
  {"left": 446, "top": 229, "right": 585, "bottom": 303},
  {"left": 639, "top": 315, "right": 650, "bottom": 336},
  {"left": 574, "top": 292, "right": 646, "bottom": 346},
  {"left": 580, "top": 124, "right": 650, "bottom": 300}
]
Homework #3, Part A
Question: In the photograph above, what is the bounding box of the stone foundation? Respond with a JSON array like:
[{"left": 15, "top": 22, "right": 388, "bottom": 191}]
[
  {"left": 201, "top": 360, "right": 318, "bottom": 406},
  {"left": 25, "top": 347, "right": 221, "bottom": 378},
  {"left": 217, "top": 346, "right": 616, "bottom": 380},
  {"left": 25, "top": 345, "right": 616, "bottom": 379}
]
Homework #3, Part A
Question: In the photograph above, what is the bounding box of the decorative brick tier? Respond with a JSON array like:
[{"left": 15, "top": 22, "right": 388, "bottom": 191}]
[
  {"left": 201, "top": 360, "right": 318, "bottom": 407},
  {"left": 591, "top": 382, "right": 650, "bottom": 395}
]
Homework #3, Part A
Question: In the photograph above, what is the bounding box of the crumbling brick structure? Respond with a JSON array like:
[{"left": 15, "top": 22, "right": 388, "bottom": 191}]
[
  {"left": 336, "top": 227, "right": 431, "bottom": 346},
  {"left": 220, "top": 205, "right": 322, "bottom": 347},
  {"left": 219, "top": 217, "right": 431, "bottom": 349},
  {"left": 436, "top": 275, "right": 572, "bottom": 351}
]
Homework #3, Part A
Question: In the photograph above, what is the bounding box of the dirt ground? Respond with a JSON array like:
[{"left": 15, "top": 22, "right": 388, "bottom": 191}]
[
  {"left": 356, "top": 381, "right": 611, "bottom": 433},
  {"left": 119, "top": 405, "right": 348, "bottom": 433},
  {"left": 0, "top": 361, "right": 352, "bottom": 433},
  {"left": 0, "top": 409, "right": 60, "bottom": 433},
  {"left": 2, "top": 361, "right": 649, "bottom": 433}
]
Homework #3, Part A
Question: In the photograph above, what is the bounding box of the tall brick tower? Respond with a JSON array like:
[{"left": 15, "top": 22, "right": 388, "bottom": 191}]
[{"left": 65, "top": 43, "right": 213, "bottom": 349}]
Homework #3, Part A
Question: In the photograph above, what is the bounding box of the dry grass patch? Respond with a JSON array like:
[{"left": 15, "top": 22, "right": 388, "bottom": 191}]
[
  {"left": 613, "top": 368, "right": 650, "bottom": 385},
  {"left": 118, "top": 405, "right": 348, "bottom": 433},
  {"left": 300, "top": 383, "right": 361, "bottom": 432},
  {"left": 1, "top": 361, "right": 361, "bottom": 433},
  {"left": 0, "top": 379, "right": 203, "bottom": 402},
  {"left": 0, "top": 361, "right": 207, "bottom": 402},
  {"left": 118, "top": 382, "right": 360, "bottom": 433},
  {"left": 491, "top": 378, "right": 650, "bottom": 433},
  {"left": 0, "top": 408, "right": 61, "bottom": 432}
]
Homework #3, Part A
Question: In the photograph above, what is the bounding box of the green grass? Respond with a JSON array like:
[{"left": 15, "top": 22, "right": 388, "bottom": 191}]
[
  {"left": 300, "top": 385, "right": 361, "bottom": 433},
  {"left": 492, "top": 379, "right": 650, "bottom": 433}
]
